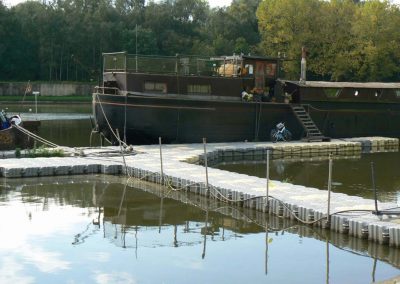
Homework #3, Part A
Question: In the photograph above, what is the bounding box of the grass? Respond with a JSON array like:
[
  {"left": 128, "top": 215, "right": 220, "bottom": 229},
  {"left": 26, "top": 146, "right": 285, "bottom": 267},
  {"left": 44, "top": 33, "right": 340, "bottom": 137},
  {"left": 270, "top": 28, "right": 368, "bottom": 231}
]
[
  {"left": 0, "top": 95, "right": 92, "bottom": 102},
  {"left": 25, "top": 146, "right": 65, "bottom": 158}
]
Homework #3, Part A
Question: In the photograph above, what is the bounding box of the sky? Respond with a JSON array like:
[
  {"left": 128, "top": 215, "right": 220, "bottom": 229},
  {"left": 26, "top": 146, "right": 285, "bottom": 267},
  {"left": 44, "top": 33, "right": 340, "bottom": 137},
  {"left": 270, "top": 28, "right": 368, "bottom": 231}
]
[
  {"left": 3, "top": 0, "right": 400, "bottom": 9},
  {"left": 3, "top": 0, "right": 233, "bottom": 8}
]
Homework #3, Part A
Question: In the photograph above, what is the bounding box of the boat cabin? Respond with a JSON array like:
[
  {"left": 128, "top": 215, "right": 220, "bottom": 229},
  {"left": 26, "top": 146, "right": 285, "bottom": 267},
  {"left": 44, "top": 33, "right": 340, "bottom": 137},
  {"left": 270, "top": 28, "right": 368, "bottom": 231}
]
[{"left": 101, "top": 52, "right": 282, "bottom": 101}]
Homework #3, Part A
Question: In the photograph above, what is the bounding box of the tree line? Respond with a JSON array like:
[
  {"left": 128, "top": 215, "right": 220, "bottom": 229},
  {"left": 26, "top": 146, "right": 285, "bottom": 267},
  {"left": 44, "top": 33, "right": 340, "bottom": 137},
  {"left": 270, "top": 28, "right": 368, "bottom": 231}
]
[{"left": 0, "top": 0, "right": 399, "bottom": 82}]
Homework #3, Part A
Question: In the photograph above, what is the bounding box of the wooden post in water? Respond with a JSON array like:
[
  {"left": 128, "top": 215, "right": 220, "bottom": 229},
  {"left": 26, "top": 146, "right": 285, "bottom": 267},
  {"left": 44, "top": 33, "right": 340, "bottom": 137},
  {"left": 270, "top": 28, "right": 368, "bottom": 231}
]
[
  {"left": 34, "top": 91, "right": 38, "bottom": 115},
  {"left": 158, "top": 138, "right": 165, "bottom": 234},
  {"left": 202, "top": 205, "right": 209, "bottom": 259},
  {"left": 116, "top": 129, "right": 127, "bottom": 176},
  {"left": 265, "top": 216, "right": 269, "bottom": 275},
  {"left": 326, "top": 154, "right": 333, "bottom": 227},
  {"left": 159, "top": 137, "right": 164, "bottom": 185},
  {"left": 371, "top": 162, "right": 379, "bottom": 214},
  {"left": 265, "top": 149, "right": 270, "bottom": 210},
  {"left": 326, "top": 235, "right": 330, "bottom": 284},
  {"left": 203, "top": 138, "right": 209, "bottom": 195},
  {"left": 202, "top": 137, "right": 209, "bottom": 259}
]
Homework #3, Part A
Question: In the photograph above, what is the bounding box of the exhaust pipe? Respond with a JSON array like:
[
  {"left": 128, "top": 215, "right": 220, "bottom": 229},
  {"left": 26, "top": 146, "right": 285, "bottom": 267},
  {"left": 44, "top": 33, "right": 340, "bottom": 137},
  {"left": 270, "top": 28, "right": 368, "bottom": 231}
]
[{"left": 300, "top": 46, "right": 306, "bottom": 84}]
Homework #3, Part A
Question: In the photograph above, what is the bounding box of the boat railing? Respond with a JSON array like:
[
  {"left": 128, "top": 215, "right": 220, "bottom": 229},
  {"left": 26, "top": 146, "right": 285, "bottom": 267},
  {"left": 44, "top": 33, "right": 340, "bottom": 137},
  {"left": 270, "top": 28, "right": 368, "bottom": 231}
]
[
  {"left": 103, "top": 52, "right": 245, "bottom": 78},
  {"left": 94, "top": 86, "right": 119, "bottom": 95}
]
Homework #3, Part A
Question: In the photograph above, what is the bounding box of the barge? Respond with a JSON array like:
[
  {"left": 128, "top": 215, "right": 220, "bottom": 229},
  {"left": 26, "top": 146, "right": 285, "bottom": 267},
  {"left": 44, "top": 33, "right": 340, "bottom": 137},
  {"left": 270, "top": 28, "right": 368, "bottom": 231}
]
[{"left": 93, "top": 52, "right": 400, "bottom": 145}]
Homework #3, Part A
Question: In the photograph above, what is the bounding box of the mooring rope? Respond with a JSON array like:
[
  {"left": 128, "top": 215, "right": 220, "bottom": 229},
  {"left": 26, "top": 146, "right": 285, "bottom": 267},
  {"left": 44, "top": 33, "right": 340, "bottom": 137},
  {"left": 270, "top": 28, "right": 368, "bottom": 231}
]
[
  {"left": 13, "top": 124, "right": 59, "bottom": 148},
  {"left": 94, "top": 92, "right": 129, "bottom": 148},
  {"left": 254, "top": 102, "right": 262, "bottom": 141}
]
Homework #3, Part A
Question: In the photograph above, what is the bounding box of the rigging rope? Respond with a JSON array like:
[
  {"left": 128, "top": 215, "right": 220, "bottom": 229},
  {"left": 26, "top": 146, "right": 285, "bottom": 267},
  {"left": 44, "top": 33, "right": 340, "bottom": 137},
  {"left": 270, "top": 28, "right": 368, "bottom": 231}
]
[
  {"left": 13, "top": 124, "right": 59, "bottom": 148},
  {"left": 94, "top": 92, "right": 129, "bottom": 148}
]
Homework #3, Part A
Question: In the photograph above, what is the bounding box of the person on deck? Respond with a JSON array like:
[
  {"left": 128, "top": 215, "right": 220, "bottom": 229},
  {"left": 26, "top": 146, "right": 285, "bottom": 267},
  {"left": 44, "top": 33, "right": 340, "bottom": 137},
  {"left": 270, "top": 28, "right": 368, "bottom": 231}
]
[{"left": 0, "top": 111, "right": 10, "bottom": 130}]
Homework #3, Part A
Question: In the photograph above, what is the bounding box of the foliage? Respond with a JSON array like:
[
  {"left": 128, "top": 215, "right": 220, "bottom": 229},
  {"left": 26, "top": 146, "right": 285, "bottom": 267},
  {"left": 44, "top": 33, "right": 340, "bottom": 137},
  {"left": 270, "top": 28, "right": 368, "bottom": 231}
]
[
  {"left": 27, "top": 145, "right": 65, "bottom": 158},
  {"left": 257, "top": 0, "right": 400, "bottom": 81},
  {"left": 15, "top": 147, "right": 21, "bottom": 158},
  {"left": 1, "top": 0, "right": 400, "bottom": 82}
]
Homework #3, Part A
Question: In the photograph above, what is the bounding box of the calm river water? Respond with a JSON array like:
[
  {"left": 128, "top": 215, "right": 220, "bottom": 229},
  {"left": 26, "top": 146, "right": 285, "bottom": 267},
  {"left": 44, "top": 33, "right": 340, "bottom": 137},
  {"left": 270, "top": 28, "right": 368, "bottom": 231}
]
[
  {"left": 0, "top": 175, "right": 400, "bottom": 284},
  {"left": 0, "top": 102, "right": 400, "bottom": 283},
  {"left": 5, "top": 103, "right": 98, "bottom": 147},
  {"left": 217, "top": 152, "right": 400, "bottom": 203}
]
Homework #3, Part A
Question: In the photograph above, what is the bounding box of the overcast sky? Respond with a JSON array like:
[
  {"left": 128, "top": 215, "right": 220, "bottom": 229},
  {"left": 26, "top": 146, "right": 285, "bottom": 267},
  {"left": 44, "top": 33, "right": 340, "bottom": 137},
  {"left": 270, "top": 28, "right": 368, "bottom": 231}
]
[{"left": 3, "top": 0, "right": 233, "bottom": 8}]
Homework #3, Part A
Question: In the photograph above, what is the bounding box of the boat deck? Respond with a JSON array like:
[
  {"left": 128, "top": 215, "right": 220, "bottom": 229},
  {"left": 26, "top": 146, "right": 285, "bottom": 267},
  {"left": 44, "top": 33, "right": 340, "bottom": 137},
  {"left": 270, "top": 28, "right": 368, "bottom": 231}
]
[{"left": 1, "top": 137, "right": 400, "bottom": 247}]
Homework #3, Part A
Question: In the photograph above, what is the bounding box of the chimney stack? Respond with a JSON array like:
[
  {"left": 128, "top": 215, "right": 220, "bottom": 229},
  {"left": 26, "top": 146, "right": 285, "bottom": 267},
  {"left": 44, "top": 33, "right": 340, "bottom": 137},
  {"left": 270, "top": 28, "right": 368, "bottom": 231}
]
[{"left": 300, "top": 46, "right": 306, "bottom": 84}]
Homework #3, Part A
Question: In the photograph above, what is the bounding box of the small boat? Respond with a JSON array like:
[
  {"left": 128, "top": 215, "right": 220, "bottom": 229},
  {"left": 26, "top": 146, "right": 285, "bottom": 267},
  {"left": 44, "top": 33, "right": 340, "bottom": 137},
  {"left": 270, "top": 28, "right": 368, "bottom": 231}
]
[{"left": 0, "top": 112, "right": 34, "bottom": 150}]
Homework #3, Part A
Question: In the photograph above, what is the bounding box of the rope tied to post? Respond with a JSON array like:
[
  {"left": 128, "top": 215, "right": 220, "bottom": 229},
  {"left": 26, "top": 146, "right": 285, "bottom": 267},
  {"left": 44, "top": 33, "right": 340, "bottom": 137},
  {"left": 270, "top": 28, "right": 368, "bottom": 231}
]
[{"left": 94, "top": 92, "right": 129, "bottom": 148}]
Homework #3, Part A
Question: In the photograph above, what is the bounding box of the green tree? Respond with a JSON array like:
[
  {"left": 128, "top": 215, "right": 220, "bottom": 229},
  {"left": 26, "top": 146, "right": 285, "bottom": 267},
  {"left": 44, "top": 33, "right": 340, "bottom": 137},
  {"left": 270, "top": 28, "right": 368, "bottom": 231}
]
[
  {"left": 257, "top": 0, "right": 324, "bottom": 79},
  {"left": 257, "top": 0, "right": 400, "bottom": 81},
  {"left": 205, "top": 0, "right": 261, "bottom": 55},
  {"left": 315, "top": 0, "right": 359, "bottom": 80},
  {"left": 351, "top": 0, "right": 400, "bottom": 81},
  {"left": 122, "top": 26, "right": 159, "bottom": 55}
]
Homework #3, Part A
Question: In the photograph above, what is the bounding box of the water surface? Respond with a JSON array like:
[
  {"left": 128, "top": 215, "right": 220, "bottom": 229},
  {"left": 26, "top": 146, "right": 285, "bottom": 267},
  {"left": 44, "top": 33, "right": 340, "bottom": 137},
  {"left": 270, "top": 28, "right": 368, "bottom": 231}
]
[
  {"left": 217, "top": 152, "right": 400, "bottom": 203},
  {"left": 2, "top": 103, "right": 99, "bottom": 147},
  {"left": 1, "top": 102, "right": 400, "bottom": 283},
  {"left": 0, "top": 176, "right": 399, "bottom": 283}
]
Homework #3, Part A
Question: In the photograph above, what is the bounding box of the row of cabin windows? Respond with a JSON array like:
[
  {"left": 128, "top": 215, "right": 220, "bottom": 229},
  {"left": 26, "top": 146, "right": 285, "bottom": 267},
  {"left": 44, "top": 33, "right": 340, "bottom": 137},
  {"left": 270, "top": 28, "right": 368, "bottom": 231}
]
[
  {"left": 324, "top": 88, "right": 400, "bottom": 99},
  {"left": 144, "top": 82, "right": 211, "bottom": 95},
  {"left": 144, "top": 82, "right": 167, "bottom": 93}
]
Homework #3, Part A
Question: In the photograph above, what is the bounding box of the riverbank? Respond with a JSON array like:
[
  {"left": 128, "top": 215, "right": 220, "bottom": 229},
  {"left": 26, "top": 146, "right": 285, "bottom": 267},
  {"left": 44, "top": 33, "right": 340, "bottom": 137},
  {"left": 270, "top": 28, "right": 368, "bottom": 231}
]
[
  {"left": 0, "top": 95, "right": 92, "bottom": 103},
  {"left": 0, "top": 81, "right": 94, "bottom": 97}
]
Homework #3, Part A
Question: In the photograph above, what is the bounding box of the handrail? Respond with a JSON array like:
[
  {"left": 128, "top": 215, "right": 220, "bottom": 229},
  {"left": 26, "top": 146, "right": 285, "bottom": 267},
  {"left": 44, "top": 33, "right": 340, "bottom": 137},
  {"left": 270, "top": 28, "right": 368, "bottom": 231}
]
[
  {"left": 94, "top": 86, "right": 119, "bottom": 95},
  {"left": 102, "top": 53, "right": 278, "bottom": 78}
]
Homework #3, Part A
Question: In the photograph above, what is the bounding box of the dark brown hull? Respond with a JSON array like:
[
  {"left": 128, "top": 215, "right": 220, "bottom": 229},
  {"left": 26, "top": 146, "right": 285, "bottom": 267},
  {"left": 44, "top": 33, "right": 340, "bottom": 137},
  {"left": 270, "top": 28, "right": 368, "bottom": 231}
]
[
  {"left": 93, "top": 93, "right": 400, "bottom": 145},
  {"left": 93, "top": 94, "right": 303, "bottom": 145},
  {"left": 305, "top": 100, "right": 400, "bottom": 138}
]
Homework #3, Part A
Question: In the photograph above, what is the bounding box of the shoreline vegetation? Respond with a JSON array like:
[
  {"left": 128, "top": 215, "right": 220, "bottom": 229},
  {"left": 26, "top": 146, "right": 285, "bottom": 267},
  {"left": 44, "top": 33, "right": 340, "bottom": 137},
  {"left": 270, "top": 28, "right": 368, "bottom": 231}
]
[
  {"left": 2, "top": 0, "right": 400, "bottom": 83},
  {"left": 0, "top": 95, "right": 92, "bottom": 103}
]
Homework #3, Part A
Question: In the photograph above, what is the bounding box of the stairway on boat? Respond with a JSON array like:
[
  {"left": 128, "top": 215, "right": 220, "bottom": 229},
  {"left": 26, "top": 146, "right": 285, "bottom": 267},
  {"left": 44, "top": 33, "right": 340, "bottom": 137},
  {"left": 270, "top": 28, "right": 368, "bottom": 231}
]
[{"left": 290, "top": 105, "right": 330, "bottom": 142}]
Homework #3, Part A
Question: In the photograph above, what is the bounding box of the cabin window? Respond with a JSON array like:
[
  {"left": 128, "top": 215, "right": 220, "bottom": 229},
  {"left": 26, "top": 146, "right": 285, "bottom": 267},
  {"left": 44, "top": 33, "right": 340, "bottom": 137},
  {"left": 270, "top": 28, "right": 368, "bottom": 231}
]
[
  {"left": 187, "top": 84, "right": 211, "bottom": 95},
  {"left": 245, "top": 64, "right": 254, "bottom": 75},
  {"left": 396, "top": 90, "right": 400, "bottom": 98},
  {"left": 324, "top": 88, "right": 341, "bottom": 98},
  {"left": 144, "top": 82, "right": 167, "bottom": 93},
  {"left": 265, "top": 63, "right": 277, "bottom": 78}
]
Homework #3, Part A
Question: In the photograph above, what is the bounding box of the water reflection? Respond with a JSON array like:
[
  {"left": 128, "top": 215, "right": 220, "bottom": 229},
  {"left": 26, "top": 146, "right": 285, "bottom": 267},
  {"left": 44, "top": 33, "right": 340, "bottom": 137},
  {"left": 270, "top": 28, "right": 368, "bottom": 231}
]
[
  {"left": 3, "top": 103, "right": 99, "bottom": 147},
  {"left": 217, "top": 152, "right": 400, "bottom": 203},
  {"left": 1, "top": 175, "right": 400, "bottom": 283}
]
